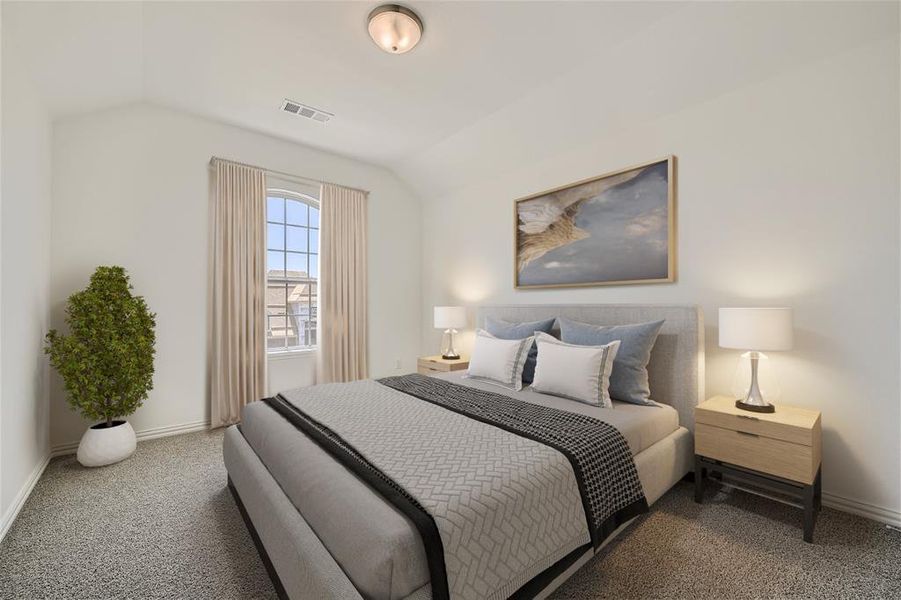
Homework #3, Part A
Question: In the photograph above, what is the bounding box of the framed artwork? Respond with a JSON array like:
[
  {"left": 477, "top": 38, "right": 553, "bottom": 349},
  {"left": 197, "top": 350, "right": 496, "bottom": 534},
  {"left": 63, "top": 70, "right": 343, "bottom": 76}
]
[{"left": 514, "top": 156, "right": 675, "bottom": 288}]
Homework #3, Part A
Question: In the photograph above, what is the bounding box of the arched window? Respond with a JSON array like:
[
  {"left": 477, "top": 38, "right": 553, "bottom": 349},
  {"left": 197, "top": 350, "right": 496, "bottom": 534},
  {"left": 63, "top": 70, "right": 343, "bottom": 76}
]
[{"left": 266, "top": 189, "right": 319, "bottom": 352}]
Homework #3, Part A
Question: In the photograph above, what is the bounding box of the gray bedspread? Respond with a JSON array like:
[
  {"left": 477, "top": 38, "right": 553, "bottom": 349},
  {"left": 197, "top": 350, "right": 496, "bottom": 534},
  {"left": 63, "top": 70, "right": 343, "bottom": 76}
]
[
  {"left": 377, "top": 375, "right": 648, "bottom": 550},
  {"left": 240, "top": 399, "right": 431, "bottom": 598},
  {"left": 250, "top": 375, "right": 645, "bottom": 600},
  {"left": 271, "top": 379, "right": 587, "bottom": 599}
]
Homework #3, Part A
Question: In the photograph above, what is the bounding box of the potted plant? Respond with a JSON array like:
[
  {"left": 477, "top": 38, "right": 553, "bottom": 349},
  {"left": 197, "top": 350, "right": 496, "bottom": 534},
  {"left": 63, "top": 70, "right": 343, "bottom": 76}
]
[{"left": 45, "top": 266, "right": 156, "bottom": 467}]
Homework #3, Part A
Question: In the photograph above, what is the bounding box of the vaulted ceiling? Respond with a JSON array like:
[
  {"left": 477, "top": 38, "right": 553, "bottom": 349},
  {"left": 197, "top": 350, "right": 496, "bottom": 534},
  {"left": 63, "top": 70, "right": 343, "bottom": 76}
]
[{"left": 4, "top": 1, "right": 897, "bottom": 197}]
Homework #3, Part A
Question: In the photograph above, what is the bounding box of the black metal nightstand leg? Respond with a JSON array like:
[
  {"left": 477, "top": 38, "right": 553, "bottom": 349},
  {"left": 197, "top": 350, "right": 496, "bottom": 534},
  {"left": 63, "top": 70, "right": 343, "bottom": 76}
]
[
  {"left": 695, "top": 456, "right": 821, "bottom": 543},
  {"left": 694, "top": 456, "right": 705, "bottom": 503},
  {"left": 803, "top": 480, "right": 817, "bottom": 543},
  {"left": 814, "top": 468, "right": 822, "bottom": 511},
  {"left": 802, "top": 467, "right": 823, "bottom": 543}
]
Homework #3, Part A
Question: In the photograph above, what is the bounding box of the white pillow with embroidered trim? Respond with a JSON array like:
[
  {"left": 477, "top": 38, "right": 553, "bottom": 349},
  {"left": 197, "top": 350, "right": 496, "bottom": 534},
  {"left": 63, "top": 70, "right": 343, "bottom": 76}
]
[
  {"left": 465, "top": 329, "right": 534, "bottom": 391},
  {"left": 531, "top": 331, "right": 621, "bottom": 408}
]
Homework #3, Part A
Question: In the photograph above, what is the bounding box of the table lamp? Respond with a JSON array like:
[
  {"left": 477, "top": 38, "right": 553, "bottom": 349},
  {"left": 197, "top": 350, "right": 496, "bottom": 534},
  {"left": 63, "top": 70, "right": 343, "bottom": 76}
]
[
  {"left": 719, "top": 307, "right": 793, "bottom": 413},
  {"left": 434, "top": 306, "right": 466, "bottom": 359}
]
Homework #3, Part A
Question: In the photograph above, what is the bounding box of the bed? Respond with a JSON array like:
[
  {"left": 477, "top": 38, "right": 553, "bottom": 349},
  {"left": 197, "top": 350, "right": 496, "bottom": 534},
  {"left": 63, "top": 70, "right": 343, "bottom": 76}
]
[{"left": 223, "top": 304, "right": 704, "bottom": 599}]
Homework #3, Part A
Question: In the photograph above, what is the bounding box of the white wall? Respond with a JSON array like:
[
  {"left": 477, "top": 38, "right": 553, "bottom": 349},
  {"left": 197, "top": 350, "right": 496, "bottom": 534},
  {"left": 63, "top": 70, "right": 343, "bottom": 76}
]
[
  {"left": 0, "top": 30, "right": 53, "bottom": 529},
  {"left": 420, "top": 36, "right": 901, "bottom": 521},
  {"left": 267, "top": 352, "right": 317, "bottom": 396},
  {"left": 50, "top": 103, "right": 420, "bottom": 448}
]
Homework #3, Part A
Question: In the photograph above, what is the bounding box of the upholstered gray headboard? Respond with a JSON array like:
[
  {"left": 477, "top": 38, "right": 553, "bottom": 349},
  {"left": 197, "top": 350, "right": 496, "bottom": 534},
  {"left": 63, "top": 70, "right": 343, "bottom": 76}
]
[{"left": 476, "top": 304, "right": 705, "bottom": 430}]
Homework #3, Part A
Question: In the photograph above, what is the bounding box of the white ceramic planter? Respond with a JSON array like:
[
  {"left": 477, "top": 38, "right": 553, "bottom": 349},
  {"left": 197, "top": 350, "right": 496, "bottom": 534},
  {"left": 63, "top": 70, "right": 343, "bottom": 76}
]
[{"left": 77, "top": 420, "right": 137, "bottom": 467}]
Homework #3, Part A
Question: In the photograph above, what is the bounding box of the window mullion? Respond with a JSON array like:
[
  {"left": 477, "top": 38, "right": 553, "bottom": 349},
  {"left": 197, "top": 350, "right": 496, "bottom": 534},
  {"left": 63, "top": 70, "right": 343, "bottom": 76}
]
[
  {"left": 283, "top": 196, "right": 289, "bottom": 350},
  {"left": 306, "top": 257, "right": 309, "bottom": 349}
]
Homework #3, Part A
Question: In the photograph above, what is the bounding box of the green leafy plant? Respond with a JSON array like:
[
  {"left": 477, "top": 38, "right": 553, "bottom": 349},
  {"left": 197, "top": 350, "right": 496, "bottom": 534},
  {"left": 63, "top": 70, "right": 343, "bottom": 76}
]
[{"left": 44, "top": 266, "right": 156, "bottom": 427}]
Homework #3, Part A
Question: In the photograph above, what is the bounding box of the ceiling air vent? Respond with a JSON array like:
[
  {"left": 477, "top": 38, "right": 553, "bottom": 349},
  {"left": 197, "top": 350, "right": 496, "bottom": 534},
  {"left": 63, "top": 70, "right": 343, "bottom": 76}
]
[{"left": 281, "top": 99, "right": 333, "bottom": 123}]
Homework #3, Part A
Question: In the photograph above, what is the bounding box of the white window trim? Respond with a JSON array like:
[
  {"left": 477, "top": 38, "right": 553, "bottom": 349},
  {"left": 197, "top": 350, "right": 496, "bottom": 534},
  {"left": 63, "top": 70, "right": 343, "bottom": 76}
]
[
  {"left": 268, "top": 188, "right": 320, "bottom": 209},
  {"left": 267, "top": 347, "right": 317, "bottom": 361}
]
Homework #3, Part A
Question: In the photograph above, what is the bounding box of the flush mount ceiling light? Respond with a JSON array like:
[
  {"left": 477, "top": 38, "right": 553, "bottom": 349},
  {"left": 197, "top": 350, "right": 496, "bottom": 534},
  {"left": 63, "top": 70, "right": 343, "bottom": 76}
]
[{"left": 367, "top": 4, "right": 423, "bottom": 54}]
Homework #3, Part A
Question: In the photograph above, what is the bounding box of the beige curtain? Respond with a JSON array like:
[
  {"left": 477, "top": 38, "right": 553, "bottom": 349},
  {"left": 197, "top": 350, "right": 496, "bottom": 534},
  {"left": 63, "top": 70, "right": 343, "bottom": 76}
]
[
  {"left": 317, "top": 183, "right": 369, "bottom": 383},
  {"left": 209, "top": 159, "right": 267, "bottom": 428}
]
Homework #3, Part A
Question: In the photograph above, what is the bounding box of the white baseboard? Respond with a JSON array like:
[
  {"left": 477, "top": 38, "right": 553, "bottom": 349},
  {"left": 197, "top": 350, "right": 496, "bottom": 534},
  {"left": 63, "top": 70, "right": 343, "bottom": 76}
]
[
  {"left": 0, "top": 452, "right": 51, "bottom": 544},
  {"left": 1, "top": 420, "right": 210, "bottom": 544},
  {"left": 50, "top": 419, "right": 210, "bottom": 456},
  {"left": 822, "top": 492, "right": 901, "bottom": 528}
]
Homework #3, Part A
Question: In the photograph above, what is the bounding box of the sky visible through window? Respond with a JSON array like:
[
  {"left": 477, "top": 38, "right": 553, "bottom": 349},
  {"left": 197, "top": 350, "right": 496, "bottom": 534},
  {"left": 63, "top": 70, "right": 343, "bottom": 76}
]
[{"left": 266, "top": 193, "right": 319, "bottom": 351}]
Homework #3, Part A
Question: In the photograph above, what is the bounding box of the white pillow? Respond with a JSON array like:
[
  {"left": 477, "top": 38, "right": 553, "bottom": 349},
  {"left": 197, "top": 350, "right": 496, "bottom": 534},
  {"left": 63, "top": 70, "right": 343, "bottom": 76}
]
[
  {"left": 465, "top": 329, "right": 534, "bottom": 391},
  {"left": 531, "top": 331, "right": 621, "bottom": 408}
]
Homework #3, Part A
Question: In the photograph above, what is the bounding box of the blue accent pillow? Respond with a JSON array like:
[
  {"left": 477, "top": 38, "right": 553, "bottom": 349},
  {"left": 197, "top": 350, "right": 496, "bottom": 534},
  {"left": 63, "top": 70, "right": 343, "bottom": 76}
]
[
  {"left": 484, "top": 317, "right": 556, "bottom": 384},
  {"left": 558, "top": 318, "right": 665, "bottom": 405}
]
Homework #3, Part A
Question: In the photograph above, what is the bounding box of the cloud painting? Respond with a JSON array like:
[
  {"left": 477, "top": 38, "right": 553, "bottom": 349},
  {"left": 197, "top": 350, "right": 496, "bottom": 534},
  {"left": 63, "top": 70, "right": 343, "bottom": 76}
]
[{"left": 516, "top": 158, "right": 673, "bottom": 287}]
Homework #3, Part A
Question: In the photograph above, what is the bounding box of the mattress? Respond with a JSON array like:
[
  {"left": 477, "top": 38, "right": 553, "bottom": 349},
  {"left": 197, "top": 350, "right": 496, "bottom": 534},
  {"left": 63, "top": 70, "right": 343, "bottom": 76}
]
[
  {"left": 239, "top": 375, "right": 678, "bottom": 599},
  {"left": 432, "top": 371, "right": 680, "bottom": 455}
]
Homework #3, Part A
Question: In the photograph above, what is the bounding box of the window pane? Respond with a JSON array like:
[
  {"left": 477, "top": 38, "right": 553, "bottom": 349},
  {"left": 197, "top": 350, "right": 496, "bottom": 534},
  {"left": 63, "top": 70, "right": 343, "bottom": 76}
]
[
  {"left": 286, "top": 200, "right": 307, "bottom": 226},
  {"left": 309, "top": 254, "right": 319, "bottom": 278},
  {"left": 266, "top": 282, "right": 287, "bottom": 314},
  {"left": 309, "top": 206, "right": 319, "bottom": 228},
  {"left": 289, "top": 309, "right": 313, "bottom": 348},
  {"left": 286, "top": 225, "right": 307, "bottom": 252},
  {"left": 286, "top": 252, "right": 307, "bottom": 274},
  {"left": 267, "top": 197, "right": 285, "bottom": 223},
  {"left": 309, "top": 229, "right": 319, "bottom": 252},
  {"left": 266, "top": 276, "right": 288, "bottom": 350},
  {"left": 267, "top": 250, "right": 285, "bottom": 274},
  {"left": 280, "top": 313, "right": 299, "bottom": 349},
  {"left": 286, "top": 281, "right": 307, "bottom": 307},
  {"left": 268, "top": 334, "right": 287, "bottom": 351},
  {"left": 267, "top": 223, "right": 285, "bottom": 251},
  {"left": 267, "top": 314, "right": 289, "bottom": 350}
]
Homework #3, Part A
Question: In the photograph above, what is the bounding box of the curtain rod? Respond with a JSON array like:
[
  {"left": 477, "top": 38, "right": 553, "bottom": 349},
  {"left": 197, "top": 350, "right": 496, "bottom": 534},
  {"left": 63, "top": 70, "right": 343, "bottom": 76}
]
[{"left": 209, "top": 156, "right": 369, "bottom": 195}]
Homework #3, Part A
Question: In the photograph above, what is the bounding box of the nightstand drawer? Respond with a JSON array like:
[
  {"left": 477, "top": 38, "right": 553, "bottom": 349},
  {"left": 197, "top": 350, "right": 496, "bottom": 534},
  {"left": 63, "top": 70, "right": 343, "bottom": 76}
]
[
  {"left": 696, "top": 396, "right": 820, "bottom": 446},
  {"left": 695, "top": 423, "right": 818, "bottom": 484},
  {"left": 417, "top": 357, "right": 469, "bottom": 374},
  {"left": 695, "top": 409, "right": 811, "bottom": 446}
]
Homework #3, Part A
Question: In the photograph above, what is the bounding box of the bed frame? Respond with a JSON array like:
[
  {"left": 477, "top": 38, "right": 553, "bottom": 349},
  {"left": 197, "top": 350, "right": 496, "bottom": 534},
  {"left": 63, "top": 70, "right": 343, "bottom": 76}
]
[{"left": 224, "top": 304, "right": 704, "bottom": 599}]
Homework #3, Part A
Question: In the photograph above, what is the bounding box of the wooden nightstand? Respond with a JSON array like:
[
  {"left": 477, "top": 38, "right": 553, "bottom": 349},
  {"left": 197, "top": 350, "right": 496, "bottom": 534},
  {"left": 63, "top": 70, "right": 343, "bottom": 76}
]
[
  {"left": 694, "top": 396, "right": 822, "bottom": 542},
  {"left": 417, "top": 355, "right": 469, "bottom": 376}
]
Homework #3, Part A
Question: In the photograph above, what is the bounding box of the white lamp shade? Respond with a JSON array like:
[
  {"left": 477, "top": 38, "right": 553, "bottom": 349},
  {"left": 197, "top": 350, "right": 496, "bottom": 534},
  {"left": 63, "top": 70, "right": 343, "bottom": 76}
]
[
  {"left": 719, "top": 307, "right": 793, "bottom": 351},
  {"left": 434, "top": 306, "right": 466, "bottom": 330}
]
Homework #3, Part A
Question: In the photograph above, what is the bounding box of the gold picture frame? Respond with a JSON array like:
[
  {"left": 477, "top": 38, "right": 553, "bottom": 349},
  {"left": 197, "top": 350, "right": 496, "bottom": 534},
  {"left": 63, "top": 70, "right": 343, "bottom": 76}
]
[{"left": 514, "top": 156, "right": 676, "bottom": 289}]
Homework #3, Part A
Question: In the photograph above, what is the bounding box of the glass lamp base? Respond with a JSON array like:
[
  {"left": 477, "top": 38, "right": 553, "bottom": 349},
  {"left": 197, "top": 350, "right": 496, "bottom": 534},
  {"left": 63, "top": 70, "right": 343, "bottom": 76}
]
[
  {"left": 735, "top": 399, "right": 775, "bottom": 413},
  {"left": 440, "top": 328, "right": 460, "bottom": 361}
]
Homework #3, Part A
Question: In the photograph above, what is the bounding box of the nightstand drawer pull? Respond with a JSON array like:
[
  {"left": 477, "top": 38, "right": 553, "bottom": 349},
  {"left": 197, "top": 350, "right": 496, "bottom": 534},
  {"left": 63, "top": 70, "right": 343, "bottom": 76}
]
[
  {"left": 737, "top": 414, "right": 759, "bottom": 421},
  {"left": 736, "top": 430, "right": 759, "bottom": 438}
]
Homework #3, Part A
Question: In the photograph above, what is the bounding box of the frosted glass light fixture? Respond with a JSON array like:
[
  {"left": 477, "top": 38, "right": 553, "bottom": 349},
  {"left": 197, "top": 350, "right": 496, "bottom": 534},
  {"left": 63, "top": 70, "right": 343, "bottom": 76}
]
[
  {"left": 434, "top": 306, "right": 466, "bottom": 359},
  {"left": 719, "top": 307, "right": 793, "bottom": 413},
  {"left": 367, "top": 4, "right": 423, "bottom": 54}
]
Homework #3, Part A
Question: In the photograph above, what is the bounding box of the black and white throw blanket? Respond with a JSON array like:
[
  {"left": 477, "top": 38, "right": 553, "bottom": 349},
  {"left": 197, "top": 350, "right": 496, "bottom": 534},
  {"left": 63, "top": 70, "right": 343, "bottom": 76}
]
[{"left": 266, "top": 374, "right": 647, "bottom": 600}]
